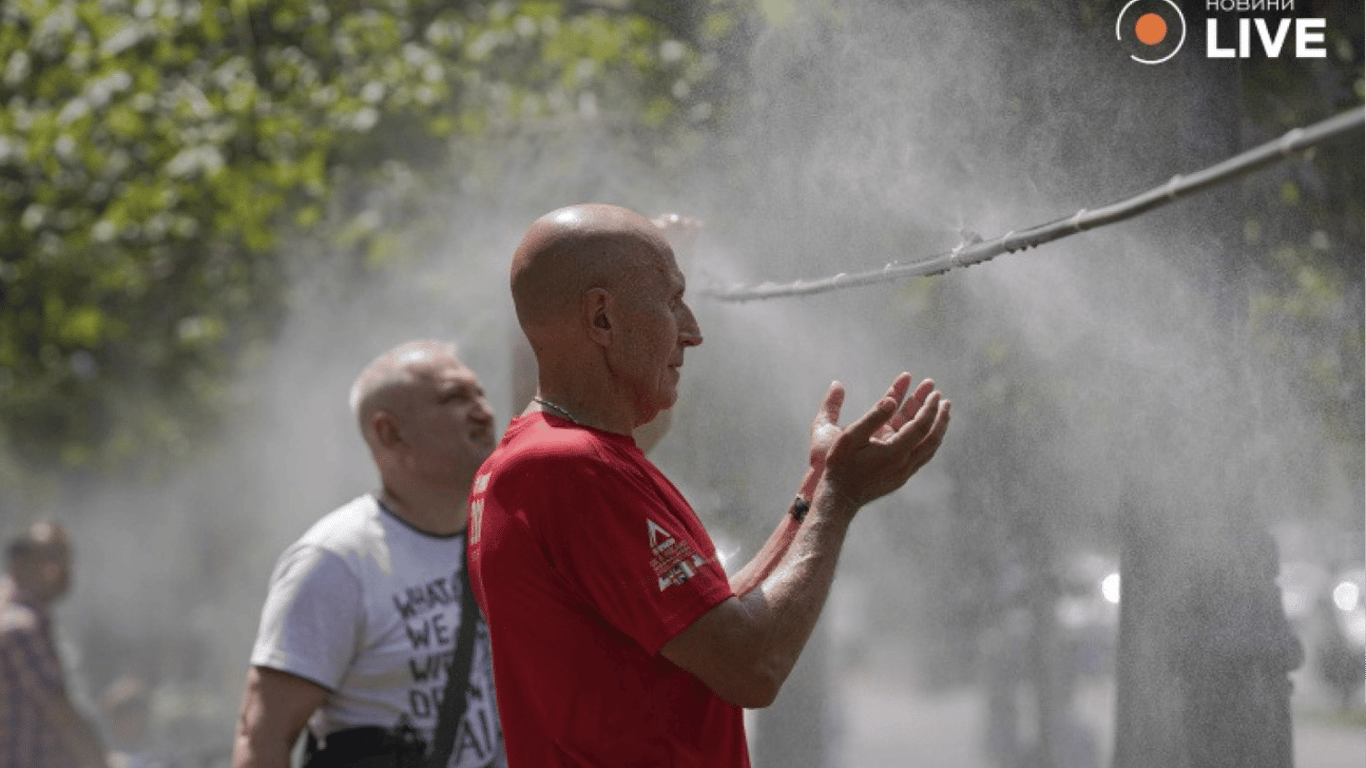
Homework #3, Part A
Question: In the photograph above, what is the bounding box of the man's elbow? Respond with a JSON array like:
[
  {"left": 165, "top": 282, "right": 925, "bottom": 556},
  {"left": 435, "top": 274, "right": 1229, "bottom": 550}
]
[
  {"left": 712, "top": 663, "right": 785, "bottom": 709},
  {"left": 663, "top": 597, "right": 792, "bottom": 708},
  {"left": 231, "top": 724, "right": 264, "bottom": 768},
  {"left": 729, "top": 684, "right": 781, "bottom": 710}
]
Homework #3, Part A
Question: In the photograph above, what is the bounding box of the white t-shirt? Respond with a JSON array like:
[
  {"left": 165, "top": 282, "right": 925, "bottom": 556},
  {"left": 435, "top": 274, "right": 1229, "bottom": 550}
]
[{"left": 251, "top": 494, "right": 503, "bottom": 768}]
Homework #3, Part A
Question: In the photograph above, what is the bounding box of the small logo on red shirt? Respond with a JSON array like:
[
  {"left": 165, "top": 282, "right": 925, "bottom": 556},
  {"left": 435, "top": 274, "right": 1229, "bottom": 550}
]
[
  {"left": 648, "top": 519, "right": 707, "bottom": 592},
  {"left": 468, "top": 472, "right": 490, "bottom": 545}
]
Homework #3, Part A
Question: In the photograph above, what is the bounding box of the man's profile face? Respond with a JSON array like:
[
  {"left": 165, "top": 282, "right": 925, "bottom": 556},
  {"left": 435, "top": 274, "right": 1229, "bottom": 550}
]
[{"left": 608, "top": 245, "right": 702, "bottom": 427}]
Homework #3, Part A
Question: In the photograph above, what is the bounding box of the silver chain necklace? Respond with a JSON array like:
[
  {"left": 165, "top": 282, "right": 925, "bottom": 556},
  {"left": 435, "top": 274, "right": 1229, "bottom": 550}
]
[{"left": 533, "top": 396, "right": 580, "bottom": 425}]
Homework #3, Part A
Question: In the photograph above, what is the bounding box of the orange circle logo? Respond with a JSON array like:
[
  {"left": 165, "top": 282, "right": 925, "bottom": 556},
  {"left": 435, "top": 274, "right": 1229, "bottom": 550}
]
[
  {"left": 1115, "top": 0, "right": 1186, "bottom": 65},
  {"left": 1135, "top": 13, "right": 1167, "bottom": 45}
]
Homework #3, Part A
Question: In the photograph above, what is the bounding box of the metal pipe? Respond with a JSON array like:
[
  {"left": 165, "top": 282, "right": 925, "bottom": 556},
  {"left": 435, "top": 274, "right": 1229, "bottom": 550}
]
[{"left": 701, "top": 105, "right": 1364, "bottom": 303}]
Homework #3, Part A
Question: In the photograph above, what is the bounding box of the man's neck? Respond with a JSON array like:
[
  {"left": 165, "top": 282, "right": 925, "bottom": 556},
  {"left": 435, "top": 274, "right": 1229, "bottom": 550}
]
[
  {"left": 377, "top": 482, "right": 472, "bottom": 536},
  {"left": 533, "top": 382, "right": 640, "bottom": 436}
]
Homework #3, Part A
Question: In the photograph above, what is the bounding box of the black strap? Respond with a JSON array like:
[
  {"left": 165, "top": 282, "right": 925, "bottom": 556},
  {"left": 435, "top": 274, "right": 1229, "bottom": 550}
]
[{"left": 425, "top": 539, "right": 481, "bottom": 768}]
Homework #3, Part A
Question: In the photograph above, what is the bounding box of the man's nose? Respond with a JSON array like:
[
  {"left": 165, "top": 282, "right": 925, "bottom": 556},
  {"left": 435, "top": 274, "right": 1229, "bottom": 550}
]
[
  {"left": 679, "top": 304, "right": 703, "bottom": 347},
  {"left": 471, "top": 396, "right": 496, "bottom": 422}
]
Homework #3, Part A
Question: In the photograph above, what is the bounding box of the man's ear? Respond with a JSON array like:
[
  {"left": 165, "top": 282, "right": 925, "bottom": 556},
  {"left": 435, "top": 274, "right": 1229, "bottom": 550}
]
[
  {"left": 584, "top": 288, "right": 613, "bottom": 345},
  {"left": 371, "top": 411, "right": 403, "bottom": 451}
]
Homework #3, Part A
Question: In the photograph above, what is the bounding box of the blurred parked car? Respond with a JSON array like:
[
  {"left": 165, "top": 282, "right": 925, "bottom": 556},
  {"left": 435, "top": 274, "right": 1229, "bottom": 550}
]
[
  {"left": 1056, "top": 552, "right": 1121, "bottom": 678},
  {"left": 1315, "top": 567, "right": 1365, "bottom": 709},
  {"left": 1281, "top": 558, "right": 1364, "bottom": 710},
  {"left": 1277, "top": 559, "right": 1330, "bottom": 631}
]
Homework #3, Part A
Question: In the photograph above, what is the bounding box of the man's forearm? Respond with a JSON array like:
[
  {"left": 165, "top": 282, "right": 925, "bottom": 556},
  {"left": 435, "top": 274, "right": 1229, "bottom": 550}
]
[
  {"left": 735, "top": 484, "right": 855, "bottom": 699},
  {"left": 729, "top": 513, "right": 800, "bottom": 596},
  {"left": 729, "top": 467, "right": 821, "bottom": 595}
]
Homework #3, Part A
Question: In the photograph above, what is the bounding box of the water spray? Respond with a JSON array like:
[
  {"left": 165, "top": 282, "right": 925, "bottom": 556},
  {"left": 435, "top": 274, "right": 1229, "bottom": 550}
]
[{"left": 701, "top": 106, "right": 1364, "bottom": 302}]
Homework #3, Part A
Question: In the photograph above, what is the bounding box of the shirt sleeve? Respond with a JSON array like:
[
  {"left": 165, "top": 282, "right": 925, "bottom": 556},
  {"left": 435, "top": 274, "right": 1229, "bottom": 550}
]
[
  {"left": 528, "top": 453, "right": 733, "bottom": 654},
  {"left": 249, "top": 544, "right": 363, "bottom": 690}
]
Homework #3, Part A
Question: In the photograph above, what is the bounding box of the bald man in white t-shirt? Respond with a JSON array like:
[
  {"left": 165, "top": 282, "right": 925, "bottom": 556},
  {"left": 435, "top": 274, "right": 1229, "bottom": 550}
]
[{"left": 232, "top": 341, "right": 505, "bottom": 768}]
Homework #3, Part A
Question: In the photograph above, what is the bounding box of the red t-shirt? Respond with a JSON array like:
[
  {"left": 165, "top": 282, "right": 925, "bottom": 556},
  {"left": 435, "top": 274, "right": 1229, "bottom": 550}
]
[{"left": 468, "top": 412, "right": 750, "bottom": 767}]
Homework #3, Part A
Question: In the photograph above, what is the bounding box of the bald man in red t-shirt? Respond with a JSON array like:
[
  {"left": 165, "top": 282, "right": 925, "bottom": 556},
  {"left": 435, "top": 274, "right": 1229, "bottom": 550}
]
[{"left": 469, "top": 203, "right": 951, "bottom": 767}]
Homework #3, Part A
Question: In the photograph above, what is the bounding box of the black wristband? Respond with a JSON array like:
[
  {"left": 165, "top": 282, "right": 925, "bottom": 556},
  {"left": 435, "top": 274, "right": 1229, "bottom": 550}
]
[{"left": 789, "top": 496, "right": 811, "bottom": 523}]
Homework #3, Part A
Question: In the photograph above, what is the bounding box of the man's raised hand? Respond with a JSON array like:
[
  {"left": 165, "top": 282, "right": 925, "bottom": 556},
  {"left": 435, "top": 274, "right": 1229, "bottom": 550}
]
[{"left": 817, "top": 373, "right": 950, "bottom": 514}]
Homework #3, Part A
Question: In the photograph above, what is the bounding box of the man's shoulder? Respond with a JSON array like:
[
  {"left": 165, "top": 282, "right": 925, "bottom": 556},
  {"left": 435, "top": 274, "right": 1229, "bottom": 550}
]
[
  {"left": 493, "top": 415, "right": 633, "bottom": 469},
  {"left": 0, "top": 595, "right": 40, "bottom": 638},
  {"left": 293, "top": 495, "right": 382, "bottom": 553},
  {"left": 265, "top": 500, "right": 376, "bottom": 592},
  {"left": 483, "top": 423, "right": 668, "bottom": 518}
]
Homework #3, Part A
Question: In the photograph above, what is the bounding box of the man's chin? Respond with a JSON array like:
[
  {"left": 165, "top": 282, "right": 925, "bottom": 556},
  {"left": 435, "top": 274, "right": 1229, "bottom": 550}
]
[{"left": 634, "top": 408, "right": 674, "bottom": 453}]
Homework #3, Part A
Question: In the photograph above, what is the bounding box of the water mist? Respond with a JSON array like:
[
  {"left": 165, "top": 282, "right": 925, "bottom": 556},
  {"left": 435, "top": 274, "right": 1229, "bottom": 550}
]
[{"left": 38, "top": 2, "right": 1362, "bottom": 768}]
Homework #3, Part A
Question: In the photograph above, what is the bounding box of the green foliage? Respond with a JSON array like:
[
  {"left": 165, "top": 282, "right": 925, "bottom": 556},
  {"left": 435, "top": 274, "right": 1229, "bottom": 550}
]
[
  {"left": 1241, "top": 1, "right": 1365, "bottom": 490},
  {"left": 1, "top": 0, "right": 1358, "bottom": 509},
  {"left": 0, "top": 0, "right": 731, "bottom": 477}
]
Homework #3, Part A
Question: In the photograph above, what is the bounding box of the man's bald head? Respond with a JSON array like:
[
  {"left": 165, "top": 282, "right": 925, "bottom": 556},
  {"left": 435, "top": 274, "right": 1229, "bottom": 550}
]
[
  {"left": 349, "top": 340, "right": 459, "bottom": 443},
  {"left": 510, "top": 203, "right": 674, "bottom": 343},
  {"left": 348, "top": 340, "right": 496, "bottom": 503}
]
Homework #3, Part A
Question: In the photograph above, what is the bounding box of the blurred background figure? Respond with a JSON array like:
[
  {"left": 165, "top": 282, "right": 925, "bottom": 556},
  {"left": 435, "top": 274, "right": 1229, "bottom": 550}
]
[
  {"left": 979, "top": 548, "right": 1104, "bottom": 768},
  {"left": 1, "top": 520, "right": 114, "bottom": 768},
  {"left": 101, "top": 675, "right": 164, "bottom": 768}
]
